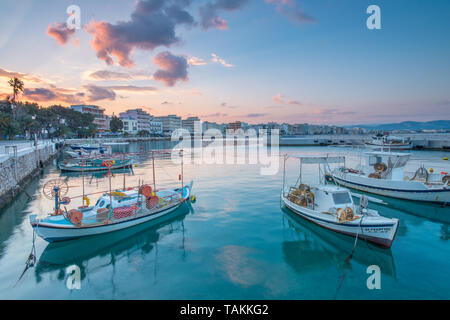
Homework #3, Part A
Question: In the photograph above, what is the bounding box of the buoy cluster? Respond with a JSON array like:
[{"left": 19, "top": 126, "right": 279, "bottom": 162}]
[{"left": 139, "top": 185, "right": 159, "bottom": 209}]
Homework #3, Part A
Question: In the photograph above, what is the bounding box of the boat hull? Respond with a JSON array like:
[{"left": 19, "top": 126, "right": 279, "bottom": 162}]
[
  {"left": 58, "top": 160, "right": 132, "bottom": 172},
  {"left": 281, "top": 194, "right": 398, "bottom": 248},
  {"left": 30, "top": 185, "right": 191, "bottom": 242},
  {"left": 331, "top": 172, "right": 450, "bottom": 204},
  {"left": 365, "top": 143, "right": 412, "bottom": 150}
]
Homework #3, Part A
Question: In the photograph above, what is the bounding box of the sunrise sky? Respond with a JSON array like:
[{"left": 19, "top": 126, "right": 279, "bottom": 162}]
[{"left": 0, "top": 0, "right": 449, "bottom": 125}]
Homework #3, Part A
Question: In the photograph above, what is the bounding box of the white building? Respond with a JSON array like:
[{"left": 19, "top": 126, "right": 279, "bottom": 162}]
[
  {"left": 149, "top": 120, "right": 163, "bottom": 135},
  {"left": 119, "top": 108, "right": 152, "bottom": 132},
  {"left": 70, "top": 105, "right": 110, "bottom": 132},
  {"left": 154, "top": 115, "right": 182, "bottom": 135},
  {"left": 182, "top": 117, "right": 201, "bottom": 133},
  {"left": 122, "top": 118, "right": 138, "bottom": 134}
]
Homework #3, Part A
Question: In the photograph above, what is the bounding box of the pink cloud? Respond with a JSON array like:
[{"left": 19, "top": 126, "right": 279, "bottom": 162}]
[
  {"left": 85, "top": 0, "right": 194, "bottom": 67},
  {"left": 47, "top": 22, "right": 76, "bottom": 45},
  {"left": 153, "top": 51, "right": 188, "bottom": 87},
  {"left": 272, "top": 93, "right": 301, "bottom": 105},
  {"left": 199, "top": 0, "right": 248, "bottom": 30}
]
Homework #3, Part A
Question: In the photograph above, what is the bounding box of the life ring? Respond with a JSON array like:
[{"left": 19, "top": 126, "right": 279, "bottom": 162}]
[
  {"left": 83, "top": 196, "right": 90, "bottom": 206},
  {"left": 67, "top": 209, "right": 83, "bottom": 225},
  {"left": 102, "top": 160, "right": 113, "bottom": 167},
  {"left": 61, "top": 197, "right": 71, "bottom": 205},
  {"left": 443, "top": 175, "right": 450, "bottom": 185},
  {"left": 374, "top": 162, "right": 387, "bottom": 173}
]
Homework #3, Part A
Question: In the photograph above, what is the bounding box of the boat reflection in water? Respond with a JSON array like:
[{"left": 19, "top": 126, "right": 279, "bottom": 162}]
[
  {"left": 281, "top": 208, "right": 397, "bottom": 279},
  {"left": 34, "top": 203, "right": 191, "bottom": 283}
]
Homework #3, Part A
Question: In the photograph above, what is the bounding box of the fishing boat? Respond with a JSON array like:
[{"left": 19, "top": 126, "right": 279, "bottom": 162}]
[
  {"left": 58, "top": 156, "right": 132, "bottom": 172},
  {"left": 328, "top": 151, "right": 450, "bottom": 204},
  {"left": 69, "top": 143, "right": 104, "bottom": 151},
  {"left": 281, "top": 155, "right": 399, "bottom": 248},
  {"left": 365, "top": 133, "right": 412, "bottom": 151},
  {"left": 30, "top": 151, "right": 193, "bottom": 242}
]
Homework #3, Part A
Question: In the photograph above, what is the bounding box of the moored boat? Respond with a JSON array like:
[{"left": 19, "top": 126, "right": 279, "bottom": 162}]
[
  {"left": 365, "top": 133, "right": 412, "bottom": 151},
  {"left": 281, "top": 155, "right": 399, "bottom": 248},
  {"left": 329, "top": 151, "right": 450, "bottom": 204},
  {"left": 30, "top": 183, "right": 192, "bottom": 242},
  {"left": 58, "top": 157, "right": 133, "bottom": 172}
]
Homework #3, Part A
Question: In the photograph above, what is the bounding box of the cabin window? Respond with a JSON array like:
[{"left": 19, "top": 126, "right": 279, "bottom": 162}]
[
  {"left": 98, "top": 200, "right": 105, "bottom": 208},
  {"left": 332, "top": 192, "right": 351, "bottom": 205},
  {"left": 369, "top": 156, "right": 382, "bottom": 165}
]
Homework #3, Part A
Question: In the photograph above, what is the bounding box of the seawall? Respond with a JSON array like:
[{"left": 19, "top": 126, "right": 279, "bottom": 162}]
[{"left": 0, "top": 142, "right": 59, "bottom": 210}]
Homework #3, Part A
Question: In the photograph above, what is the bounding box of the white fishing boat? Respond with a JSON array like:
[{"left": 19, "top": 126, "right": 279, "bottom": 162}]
[
  {"left": 365, "top": 133, "right": 412, "bottom": 151},
  {"left": 281, "top": 155, "right": 399, "bottom": 248},
  {"left": 30, "top": 150, "right": 193, "bottom": 242},
  {"left": 329, "top": 151, "right": 450, "bottom": 204}
]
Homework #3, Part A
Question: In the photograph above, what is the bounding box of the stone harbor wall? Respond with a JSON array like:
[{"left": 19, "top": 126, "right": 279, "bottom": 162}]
[{"left": 0, "top": 144, "right": 58, "bottom": 210}]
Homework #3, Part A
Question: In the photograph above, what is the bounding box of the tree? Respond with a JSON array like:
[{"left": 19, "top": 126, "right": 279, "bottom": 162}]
[
  {"left": 137, "top": 130, "right": 149, "bottom": 137},
  {"left": 110, "top": 115, "right": 123, "bottom": 133},
  {"left": 8, "top": 77, "right": 24, "bottom": 120}
]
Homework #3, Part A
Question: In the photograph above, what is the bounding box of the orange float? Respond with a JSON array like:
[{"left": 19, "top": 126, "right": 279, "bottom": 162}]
[
  {"left": 139, "top": 184, "right": 153, "bottom": 198},
  {"left": 68, "top": 209, "right": 83, "bottom": 225},
  {"left": 146, "top": 196, "right": 159, "bottom": 209}
]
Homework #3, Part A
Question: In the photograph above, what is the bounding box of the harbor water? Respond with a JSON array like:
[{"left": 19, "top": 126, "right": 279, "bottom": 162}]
[{"left": 0, "top": 143, "right": 449, "bottom": 299}]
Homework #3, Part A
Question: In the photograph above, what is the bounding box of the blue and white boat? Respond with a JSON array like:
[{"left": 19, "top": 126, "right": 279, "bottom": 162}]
[
  {"left": 58, "top": 157, "right": 133, "bottom": 172},
  {"left": 281, "top": 156, "right": 399, "bottom": 248},
  {"left": 30, "top": 182, "right": 192, "bottom": 242},
  {"left": 329, "top": 151, "right": 450, "bottom": 204}
]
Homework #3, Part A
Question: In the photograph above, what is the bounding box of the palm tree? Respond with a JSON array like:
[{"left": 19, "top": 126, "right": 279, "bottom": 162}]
[{"left": 8, "top": 77, "right": 24, "bottom": 120}]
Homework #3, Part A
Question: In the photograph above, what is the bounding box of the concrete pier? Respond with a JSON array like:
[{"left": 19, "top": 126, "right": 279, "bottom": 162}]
[
  {"left": 0, "top": 140, "right": 59, "bottom": 210},
  {"left": 277, "top": 133, "right": 450, "bottom": 150}
]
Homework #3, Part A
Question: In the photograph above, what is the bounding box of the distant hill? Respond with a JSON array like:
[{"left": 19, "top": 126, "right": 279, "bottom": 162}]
[{"left": 346, "top": 120, "right": 450, "bottom": 131}]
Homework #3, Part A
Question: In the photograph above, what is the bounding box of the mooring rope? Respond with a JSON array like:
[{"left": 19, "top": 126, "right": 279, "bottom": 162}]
[{"left": 15, "top": 230, "right": 37, "bottom": 287}]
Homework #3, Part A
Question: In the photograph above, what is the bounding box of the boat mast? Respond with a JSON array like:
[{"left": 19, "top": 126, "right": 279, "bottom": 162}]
[
  {"left": 282, "top": 154, "right": 286, "bottom": 197},
  {"left": 152, "top": 151, "right": 156, "bottom": 190},
  {"left": 82, "top": 158, "right": 85, "bottom": 207}
]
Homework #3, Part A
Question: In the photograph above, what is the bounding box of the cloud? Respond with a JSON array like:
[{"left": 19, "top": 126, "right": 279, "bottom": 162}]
[
  {"left": 83, "top": 84, "right": 116, "bottom": 101},
  {"left": 266, "top": 0, "right": 316, "bottom": 24},
  {"left": 198, "top": 0, "right": 249, "bottom": 30},
  {"left": 190, "top": 89, "right": 202, "bottom": 96},
  {"left": 47, "top": 22, "right": 76, "bottom": 45},
  {"left": 246, "top": 113, "right": 268, "bottom": 117},
  {"left": 0, "top": 68, "right": 44, "bottom": 83},
  {"left": 24, "top": 87, "right": 84, "bottom": 104},
  {"left": 153, "top": 51, "right": 189, "bottom": 86},
  {"left": 221, "top": 102, "right": 238, "bottom": 108},
  {"left": 187, "top": 56, "right": 207, "bottom": 66},
  {"left": 202, "top": 112, "right": 228, "bottom": 117},
  {"left": 106, "top": 85, "right": 157, "bottom": 92},
  {"left": 211, "top": 53, "right": 234, "bottom": 67},
  {"left": 85, "top": 0, "right": 195, "bottom": 67},
  {"left": 272, "top": 93, "right": 301, "bottom": 105},
  {"left": 88, "top": 70, "right": 133, "bottom": 81}
]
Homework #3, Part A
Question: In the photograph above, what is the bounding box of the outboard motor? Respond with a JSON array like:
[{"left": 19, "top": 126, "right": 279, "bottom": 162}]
[{"left": 358, "top": 195, "right": 369, "bottom": 214}]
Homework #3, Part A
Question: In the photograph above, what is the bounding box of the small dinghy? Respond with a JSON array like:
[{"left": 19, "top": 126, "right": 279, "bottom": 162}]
[{"left": 281, "top": 155, "right": 399, "bottom": 248}]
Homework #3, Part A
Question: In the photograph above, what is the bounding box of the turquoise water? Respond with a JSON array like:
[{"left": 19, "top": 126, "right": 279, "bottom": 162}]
[{"left": 0, "top": 144, "right": 449, "bottom": 299}]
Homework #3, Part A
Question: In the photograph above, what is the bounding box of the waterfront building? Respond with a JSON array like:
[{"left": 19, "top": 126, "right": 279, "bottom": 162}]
[
  {"left": 122, "top": 118, "right": 138, "bottom": 134},
  {"left": 70, "top": 105, "right": 109, "bottom": 132},
  {"left": 154, "top": 115, "right": 182, "bottom": 135},
  {"left": 149, "top": 120, "right": 163, "bottom": 135},
  {"left": 182, "top": 117, "right": 201, "bottom": 133},
  {"left": 228, "top": 121, "right": 242, "bottom": 130},
  {"left": 119, "top": 108, "right": 152, "bottom": 132}
]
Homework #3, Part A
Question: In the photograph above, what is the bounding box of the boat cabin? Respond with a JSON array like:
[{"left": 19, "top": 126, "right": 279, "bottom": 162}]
[
  {"left": 313, "top": 185, "right": 354, "bottom": 212},
  {"left": 363, "top": 151, "right": 410, "bottom": 181}
]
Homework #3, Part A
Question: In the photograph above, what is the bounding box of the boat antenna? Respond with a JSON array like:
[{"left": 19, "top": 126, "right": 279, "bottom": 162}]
[{"left": 123, "top": 153, "right": 126, "bottom": 190}]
